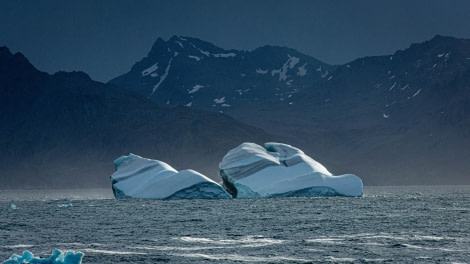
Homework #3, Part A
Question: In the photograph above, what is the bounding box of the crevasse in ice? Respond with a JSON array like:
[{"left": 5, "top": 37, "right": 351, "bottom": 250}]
[
  {"left": 219, "top": 142, "right": 363, "bottom": 198},
  {"left": 110, "top": 153, "right": 231, "bottom": 199}
]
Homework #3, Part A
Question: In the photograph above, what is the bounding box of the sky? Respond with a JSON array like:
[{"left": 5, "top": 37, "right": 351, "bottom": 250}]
[{"left": 1, "top": 0, "right": 470, "bottom": 82}]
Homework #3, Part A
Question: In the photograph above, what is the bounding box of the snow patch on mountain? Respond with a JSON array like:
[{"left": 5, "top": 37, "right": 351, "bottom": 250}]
[
  {"left": 237, "top": 89, "right": 251, "bottom": 95},
  {"left": 194, "top": 46, "right": 210, "bottom": 57},
  {"left": 187, "top": 41, "right": 236, "bottom": 58},
  {"left": 437, "top": 52, "right": 451, "bottom": 61},
  {"left": 188, "top": 55, "right": 202, "bottom": 61},
  {"left": 297, "top": 63, "right": 307, "bottom": 76},
  {"left": 412, "top": 89, "right": 422, "bottom": 98},
  {"left": 142, "top": 63, "right": 159, "bottom": 76},
  {"left": 271, "top": 56, "right": 300, "bottom": 81},
  {"left": 213, "top": 53, "right": 237, "bottom": 58},
  {"left": 175, "top": 40, "right": 184, "bottom": 48},
  {"left": 214, "top": 97, "right": 226, "bottom": 104},
  {"left": 288, "top": 56, "right": 300, "bottom": 68},
  {"left": 401, "top": 84, "right": 410, "bottom": 90},
  {"left": 150, "top": 52, "right": 178, "bottom": 96},
  {"left": 189, "top": 84, "right": 204, "bottom": 94}
]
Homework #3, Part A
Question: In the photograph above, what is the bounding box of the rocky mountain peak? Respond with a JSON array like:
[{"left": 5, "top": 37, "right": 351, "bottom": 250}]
[
  {"left": 0, "top": 47, "right": 38, "bottom": 75},
  {"left": 110, "top": 35, "right": 332, "bottom": 109},
  {"left": 53, "top": 71, "right": 93, "bottom": 82},
  {"left": 0, "top": 46, "right": 13, "bottom": 58}
]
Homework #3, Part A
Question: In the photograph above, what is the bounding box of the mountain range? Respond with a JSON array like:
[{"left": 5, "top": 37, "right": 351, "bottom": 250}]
[
  {"left": 0, "top": 47, "right": 273, "bottom": 189},
  {"left": 110, "top": 36, "right": 333, "bottom": 112},
  {"left": 111, "top": 35, "right": 470, "bottom": 185},
  {"left": 1, "top": 35, "right": 469, "bottom": 188}
]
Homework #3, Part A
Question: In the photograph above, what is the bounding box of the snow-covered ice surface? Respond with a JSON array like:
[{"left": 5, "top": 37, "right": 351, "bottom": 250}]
[
  {"left": 3, "top": 249, "right": 83, "bottom": 264},
  {"left": 219, "top": 142, "right": 363, "bottom": 198},
  {"left": 110, "top": 154, "right": 231, "bottom": 199}
]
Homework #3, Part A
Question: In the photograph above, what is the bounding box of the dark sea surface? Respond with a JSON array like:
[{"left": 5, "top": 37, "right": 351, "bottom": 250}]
[{"left": 1, "top": 186, "right": 469, "bottom": 263}]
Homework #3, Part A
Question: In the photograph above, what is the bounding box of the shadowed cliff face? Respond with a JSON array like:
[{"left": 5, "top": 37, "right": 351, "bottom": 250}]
[{"left": 0, "top": 47, "right": 275, "bottom": 189}]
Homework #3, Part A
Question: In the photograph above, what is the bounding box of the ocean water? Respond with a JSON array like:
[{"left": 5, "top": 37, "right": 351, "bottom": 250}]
[{"left": 1, "top": 186, "right": 469, "bottom": 263}]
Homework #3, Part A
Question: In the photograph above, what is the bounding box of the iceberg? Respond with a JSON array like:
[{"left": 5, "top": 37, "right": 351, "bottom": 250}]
[
  {"left": 3, "top": 249, "right": 83, "bottom": 264},
  {"left": 219, "top": 142, "right": 363, "bottom": 198},
  {"left": 110, "top": 154, "right": 231, "bottom": 199},
  {"left": 57, "top": 203, "right": 73, "bottom": 208}
]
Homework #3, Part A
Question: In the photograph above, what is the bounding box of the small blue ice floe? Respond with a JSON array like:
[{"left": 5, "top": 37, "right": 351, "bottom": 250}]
[
  {"left": 3, "top": 249, "right": 83, "bottom": 264},
  {"left": 10, "top": 204, "right": 16, "bottom": 210}
]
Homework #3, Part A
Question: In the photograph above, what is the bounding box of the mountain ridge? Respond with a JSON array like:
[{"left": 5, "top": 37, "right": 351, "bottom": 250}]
[
  {"left": 0, "top": 47, "right": 275, "bottom": 189},
  {"left": 109, "top": 35, "right": 333, "bottom": 110},
  {"left": 2, "top": 35, "right": 469, "bottom": 187},
  {"left": 110, "top": 35, "right": 470, "bottom": 185}
]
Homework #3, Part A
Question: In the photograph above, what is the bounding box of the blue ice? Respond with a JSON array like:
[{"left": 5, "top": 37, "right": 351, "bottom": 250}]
[
  {"left": 3, "top": 249, "right": 83, "bottom": 264},
  {"left": 57, "top": 203, "right": 73, "bottom": 208}
]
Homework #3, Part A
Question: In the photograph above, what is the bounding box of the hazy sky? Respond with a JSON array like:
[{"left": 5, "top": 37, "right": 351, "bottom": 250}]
[{"left": 1, "top": 0, "right": 470, "bottom": 82}]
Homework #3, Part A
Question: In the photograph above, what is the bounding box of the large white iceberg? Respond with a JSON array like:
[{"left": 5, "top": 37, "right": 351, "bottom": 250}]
[
  {"left": 219, "top": 142, "right": 363, "bottom": 198},
  {"left": 111, "top": 154, "right": 231, "bottom": 199}
]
